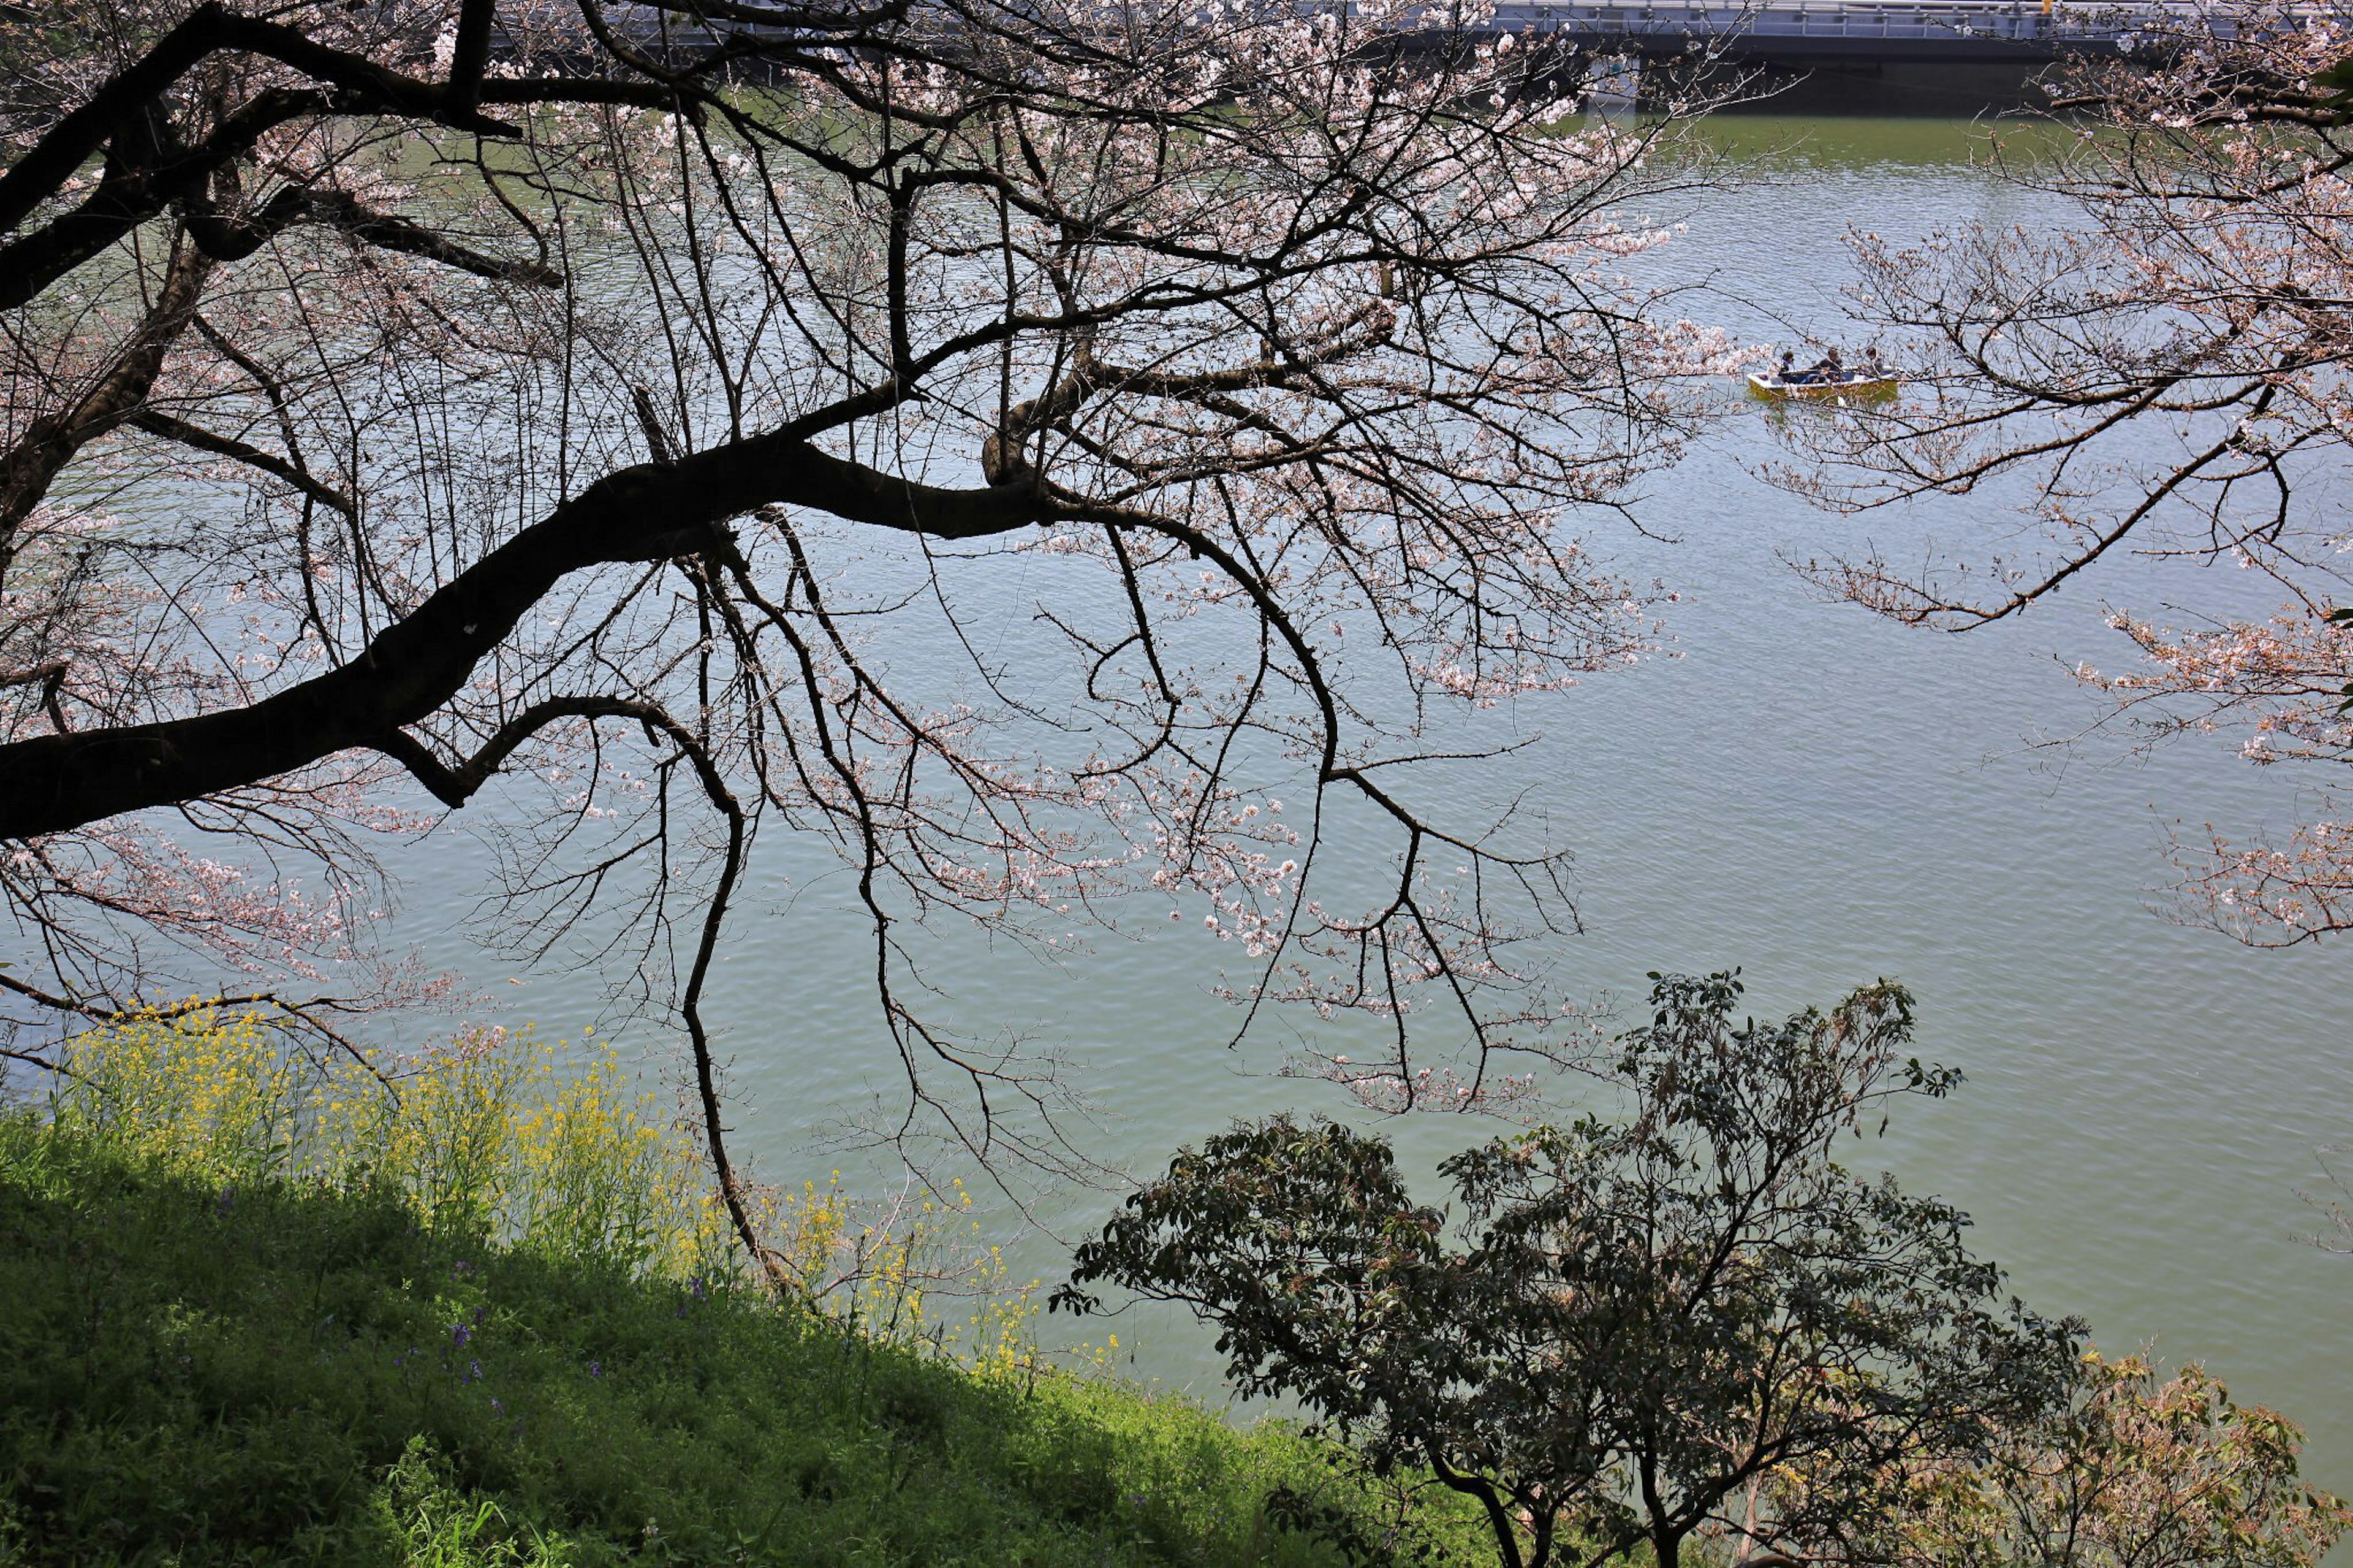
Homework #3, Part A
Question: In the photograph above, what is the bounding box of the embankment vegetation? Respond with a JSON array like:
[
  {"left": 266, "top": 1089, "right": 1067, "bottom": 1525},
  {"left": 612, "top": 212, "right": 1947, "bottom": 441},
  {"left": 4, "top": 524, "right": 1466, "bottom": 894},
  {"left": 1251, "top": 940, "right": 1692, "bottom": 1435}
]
[
  {"left": 0, "top": 1011, "right": 1488, "bottom": 1566},
  {"left": 6, "top": 995, "right": 2347, "bottom": 1568}
]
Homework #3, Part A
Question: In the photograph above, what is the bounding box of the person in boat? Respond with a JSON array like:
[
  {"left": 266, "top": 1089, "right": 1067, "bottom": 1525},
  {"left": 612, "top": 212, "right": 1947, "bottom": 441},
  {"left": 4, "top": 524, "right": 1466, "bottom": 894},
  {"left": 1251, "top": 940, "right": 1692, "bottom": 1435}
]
[
  {"left": 1799, "top": 347, "right": 1844, "bottom": 383},
  {"left": 1862, "top": 347, "right": 1885, "bottom": 382},
  {"left": 1777, "top": 350, "right": 1805, "bottom": 385}
]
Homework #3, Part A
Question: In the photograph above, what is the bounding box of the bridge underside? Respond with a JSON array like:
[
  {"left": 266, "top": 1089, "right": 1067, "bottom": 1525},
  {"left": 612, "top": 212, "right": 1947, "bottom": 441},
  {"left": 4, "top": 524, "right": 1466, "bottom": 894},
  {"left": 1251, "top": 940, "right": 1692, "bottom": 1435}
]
[
  {"left": 1449, "top": 2, "right": 2174, "bottom": 111},
  {"left": 1406, "top": 24, "right": 2123, "bottom": 112},
  {"left": 1716, "top": 56, "right": 2066, "bottom": 112}
]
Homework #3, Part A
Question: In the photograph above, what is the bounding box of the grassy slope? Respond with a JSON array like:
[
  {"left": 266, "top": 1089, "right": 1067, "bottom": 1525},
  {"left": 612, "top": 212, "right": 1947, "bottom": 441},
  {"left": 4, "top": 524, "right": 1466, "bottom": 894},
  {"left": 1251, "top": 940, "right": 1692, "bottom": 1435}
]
[{"left": 0, "top": 1117, "right": 1480, "bottom": 1567}]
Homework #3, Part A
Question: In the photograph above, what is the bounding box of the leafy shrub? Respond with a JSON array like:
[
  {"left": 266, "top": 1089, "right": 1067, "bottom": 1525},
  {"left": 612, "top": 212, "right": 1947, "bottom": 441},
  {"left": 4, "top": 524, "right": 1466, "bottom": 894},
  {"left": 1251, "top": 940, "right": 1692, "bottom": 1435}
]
[
  {"left": 1060, "top": 974, "right": 2088, "bottom": 1568},
  {"left": 45, "top": 1003, "right": 309, "bottom": 1185},
  {"left": 45, "top": 1008, "right": 1037, "bottom": 1350},
  {"left": 1798, "top": 1352, "right": 2352, "bottom": 1568},
  {"left": 49, "top": 1010, "right": 730, "bottom": 1278}
]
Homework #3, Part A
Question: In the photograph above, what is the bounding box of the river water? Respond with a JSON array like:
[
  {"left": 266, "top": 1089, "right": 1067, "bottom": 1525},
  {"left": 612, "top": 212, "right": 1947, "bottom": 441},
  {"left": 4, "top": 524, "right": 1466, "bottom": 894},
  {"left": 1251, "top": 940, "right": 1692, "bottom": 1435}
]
[{"left": 379, "top": 115, "right": 2353, "bottom": 1496}]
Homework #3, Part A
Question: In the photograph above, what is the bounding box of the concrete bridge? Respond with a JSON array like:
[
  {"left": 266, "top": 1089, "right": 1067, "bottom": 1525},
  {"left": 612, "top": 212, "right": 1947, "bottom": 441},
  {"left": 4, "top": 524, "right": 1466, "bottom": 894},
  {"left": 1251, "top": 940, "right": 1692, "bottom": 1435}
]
[
  {"left": 1487, "top": 0, "right": 2221, "bottom": 65},
  {"left": 596, "top": 0, "right": 2260, "bottom": 111},
  {"left": 603, "top": 0, "right": 2223, "bottom": 62},
  {"left": 1464, "top": 0, "right": 2283, "bottom": 110}
]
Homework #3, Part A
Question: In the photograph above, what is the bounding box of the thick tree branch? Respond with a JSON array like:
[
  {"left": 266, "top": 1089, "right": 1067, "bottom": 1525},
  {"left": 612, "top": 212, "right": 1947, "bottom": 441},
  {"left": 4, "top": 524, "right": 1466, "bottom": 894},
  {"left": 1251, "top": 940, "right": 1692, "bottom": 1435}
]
[
  {"left": 0, "top": 234, "right": 213, "bottom": 553},
  {"left": 444, "top": 0, "right": 499, "bottom": 121},
  {"left": 0, "top": 5, "right": 523, "bottom": 244},
  {"left": 126, "top": 408, "right": 357, "bottom": 514},
  {"left": 0, "top": 8, "right": 687, "bottom": 311},
  {"left": 0, "top": 430, "right": 1055, "bottom": 839},
  {"left": 0, "top": 86, "right": 325, "bottom": 312},
  {"left": 182, "top": 183, "right": 563, "bottom": 284},
  {"left": 0, "top": 660, "right": 68, "bottom": 731},
  {"left": 373, "top": 694, "right": 664, "bottom": 808}
]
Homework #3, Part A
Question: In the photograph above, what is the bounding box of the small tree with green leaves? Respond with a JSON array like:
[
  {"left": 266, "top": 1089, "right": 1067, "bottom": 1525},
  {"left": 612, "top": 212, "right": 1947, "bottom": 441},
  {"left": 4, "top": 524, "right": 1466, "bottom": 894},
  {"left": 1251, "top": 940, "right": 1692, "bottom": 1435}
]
[{"left": 1056, "top": 973, "right": 2083, "bottom": 1568}]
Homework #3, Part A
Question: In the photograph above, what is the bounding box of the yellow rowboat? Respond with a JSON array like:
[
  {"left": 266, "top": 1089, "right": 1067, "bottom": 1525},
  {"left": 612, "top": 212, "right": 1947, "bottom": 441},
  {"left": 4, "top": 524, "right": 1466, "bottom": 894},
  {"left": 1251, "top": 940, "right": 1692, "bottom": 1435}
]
[{"left": 1748, "top": 372, "right": 1898, "bottom": 402}]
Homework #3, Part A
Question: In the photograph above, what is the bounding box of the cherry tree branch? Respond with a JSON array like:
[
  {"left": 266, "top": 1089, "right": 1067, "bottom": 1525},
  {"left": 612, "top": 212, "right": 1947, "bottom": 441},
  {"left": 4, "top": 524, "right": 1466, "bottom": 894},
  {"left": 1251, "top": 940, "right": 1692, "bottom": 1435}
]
[{"left": 0, "top": 430, "right": 1059, "bottom": 839}]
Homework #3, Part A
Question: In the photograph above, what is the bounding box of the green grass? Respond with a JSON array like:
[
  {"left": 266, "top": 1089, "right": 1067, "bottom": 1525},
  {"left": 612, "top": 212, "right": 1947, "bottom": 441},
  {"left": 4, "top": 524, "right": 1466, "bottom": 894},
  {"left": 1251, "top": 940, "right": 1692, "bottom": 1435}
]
[{"left": 0, "top": 1115, "right": 1482, "bottom": 1567}]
